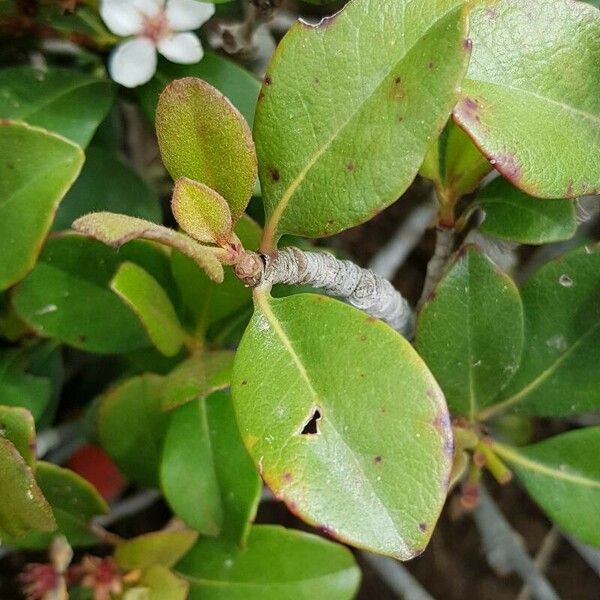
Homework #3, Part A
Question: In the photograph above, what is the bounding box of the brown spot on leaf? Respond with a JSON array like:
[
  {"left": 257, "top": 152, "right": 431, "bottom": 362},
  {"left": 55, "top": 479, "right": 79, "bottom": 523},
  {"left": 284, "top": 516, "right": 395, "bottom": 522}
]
[
  {"left": 241, "top": 380, "right": 248, "bottom": 386},
  {"left": 390, "top": 76, "right": 406, "bottom": 102},
  {"left": 427, "top": 60, "right": 435, "bottom": 70},
  {"left": 327, "top": 219, "right": 336, "bottom": 226},
  {"left": 463, "top": 38, "right": 473, "bottom": 51},
  {"left": 258, "top": 91, "right": 265, "bottom": 101},
  {"left": 360, "top": 334, "right": 367, "bottom": 342},
  {"left": 264, "top": 75, "right": 272, "bottom": 86},
  {"left": 314, "top": 78, "right": 320, "bottom": 85},
  {"left": 345, "top": 160, "right": 355, "bottom": 172},
  {"left": 565, "top": 180, "right": 574, "bottom": 197},
  {"left": 419, "top": 522, "right": 428, "bottom": 532},
  {"left": 283, "top": 472, "right": 293, "bottom": 482},
  {"left": 78, "top": 335, "right": 87, "bottom": 344},
  {"left": 268, "top": 167, "right": 280, "bottom": 182},
  {"left": 374, "top": 455, "right": 383, "bottom": 464}
]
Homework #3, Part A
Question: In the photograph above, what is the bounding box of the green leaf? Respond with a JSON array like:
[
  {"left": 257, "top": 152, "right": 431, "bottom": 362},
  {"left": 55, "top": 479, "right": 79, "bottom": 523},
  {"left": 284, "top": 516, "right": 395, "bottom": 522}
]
[
  {"left": 176, "top": 525, "right": 360, "bottom": 600},
  {"left": 98, "top": 374, "right": 168, "bottom": 487},
  {"left": 0, "top": 349, "right": 53, "bottom": 422},
  {"left": 254, "top": 0, "right": 469, "bottom": 246},
  {"left": 0, "top": 438, "right": 55, "bottom": 540},
  {"left": 0, "top": 67, "right": 114, "bottom": 146},
  {"left": 454, "top": 0, "right": 600, "bottom": 198},
  {"left": 0, "top": 121, "right": 84, "bottom": 291},
  {"left": 171, "top": 216, "right": 261, "bottom": 333},
  {"left": 115, "top": 530, "right": 199, "bottom": 570},
  {"left": 421, "top": 119, "right": 492, "bottom": 201},
  {"left": 53, "top": 146, "right": 161, "bottom": 230},
  {"left": 138, "top": 53, "right": 260, "bottom": 127},
  {"left": 8, "top": 462, "right": 108, "bottom": 548},
  {"left": 13, "top": 235, "right": 176, "bottom": 354},
  {"left": 161, "top": 391, "right": 261, "bottom": 543},
  {"left": 494, "top": 428, "right": 600, "bottom": 546},
  {"left": 481, "top": 244, "right": 600, "bottom": 418},
  {"left": 73, "top": 212, "right": 224, "bottom": 283},
  {"left": 232, "top": 293, "right": 452, "bottom": 559},
  {"left": 111, "top": 262, "right": 187, "bottom": 357},
  {"left": 156, "top": 78, "right": 257, "bottom": 221},
  {"left": 172, "top": 177, "right": 233, "bottom": 245},
  {"left": 138, "top": 565, "right": 189, "bottom": 600},
  {"left": 0, "top": 406, "right": 36, "bottom": 469},
  {"left": 415, "top": 248, "right": 524, "bottom": 418},
  {"left": 475, "top": 177, "right": 577, "bottom": 244},
  {"left": 161, "top": 350, "right": 234, "bottom": 411}
]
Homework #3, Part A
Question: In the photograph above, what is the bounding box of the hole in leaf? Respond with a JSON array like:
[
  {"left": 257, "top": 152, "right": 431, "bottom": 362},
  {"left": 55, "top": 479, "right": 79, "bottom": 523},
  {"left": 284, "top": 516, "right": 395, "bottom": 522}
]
[{"left": 300, "top": 408, "right": 322, "bottom": 435}]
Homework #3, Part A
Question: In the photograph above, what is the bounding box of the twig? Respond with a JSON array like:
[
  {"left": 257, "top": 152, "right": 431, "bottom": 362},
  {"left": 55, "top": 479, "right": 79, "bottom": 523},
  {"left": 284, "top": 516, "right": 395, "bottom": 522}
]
[
  {"left": 236, "top": 247, "right": 414, "bottom": 336},
  {"left": 418, "top": 226, "right": 455, "bottom": 308},
  {"left": 463, "top": 230, "right": 520, "bottom": 273},
  {"left": 361, "top": 553, "right": 435, "bottom": 600},
  {"left": 473, "top": 487, "right": 560, "bottom": 600},
  {"left": 368, "top": 201, "right": 437, "bottom": 280},
  {"left": 516, "top": 527, "right": 561, "bottom": 600},
  {"left": 93, "top": 489, "right": 162, "bottom": 528},
  {"left": 36, "top": 420, "right": 84, "bottom": 458}
]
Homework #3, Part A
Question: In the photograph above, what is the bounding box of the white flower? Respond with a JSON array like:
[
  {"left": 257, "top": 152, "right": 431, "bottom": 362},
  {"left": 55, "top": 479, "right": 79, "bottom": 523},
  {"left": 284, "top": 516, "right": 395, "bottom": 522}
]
[{"left": 100, "top": 0, "right": 215, "bottom": 88}]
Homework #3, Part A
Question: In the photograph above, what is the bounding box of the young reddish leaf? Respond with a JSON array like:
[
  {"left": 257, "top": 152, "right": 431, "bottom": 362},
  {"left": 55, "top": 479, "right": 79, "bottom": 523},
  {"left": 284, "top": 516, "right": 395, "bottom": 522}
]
[
  {"left": 254, "top": 0, "right": 469, "bottom": 246},
  {"left": 161, "top": 391, "right": 261, "bottom": 544},
  {"left": 454, "top": 0, "right": 600, "bottom": 198},
  {"left": 233, "top": 293, "right": 452, "bottom": 560},
  {"left": 0, "top": 438, "right": 55, "bottom": 540},
  {"left": 172, "top": 178, "right": 233, "bottom": 246},
  {"left": 176, "top": 525, "right": 360, "bottom": 600},
  {"left": 115, "top": 530, "right": 199, "bottom": 570},
  {"left": 73, "top": 212, "right": 224, "bottom": 283},
  {"left": 156, "top": 77, "right": 257, "bottom": 222},
  {"left": 494, "top": 428, "right": 600, "bottom": 546},
  {"left": 161, "top": 350, "right": 234, "bottom": 411},
  {"left": 111, "top": 262, "right": 187, "bottom": 357},
  {"left": 0, "top": 406, "right": 36, "bottom": 469}
]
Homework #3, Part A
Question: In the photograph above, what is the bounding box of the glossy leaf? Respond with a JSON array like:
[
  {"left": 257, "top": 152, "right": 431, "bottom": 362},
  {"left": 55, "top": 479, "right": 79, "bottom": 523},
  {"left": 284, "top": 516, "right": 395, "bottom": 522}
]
[
  {"left": 138, "top": 565, "right": 189, "bottom": 600},
  {"left": 0, "top": 121, "right": 84, "bottom": 291},
  {"left": 233, "top": 293, "right": 451, "bottom": 559},
  {"left": 138, "top": 53, "right": 260, "bottom": 127},
  {"left": 161, "top": 391, "right": 261, "bottom": 543},
  {"left": 0, "top": 438, "right": 55, "bottom": 540},
  {"left": 54, "top": 146, "right": 161, "bottom": 230},
  {"left": 161, "top": 350, "right": 234, "bottom": 411},
  {"left": 171, "top": 216, "right": 261, "bottom": 333},
  {"left": 415, "top": 248, "right": 524, "bottom": 418},
  {"left": 0, "top": 67, "right": 114, "bottom": 146},
  {"left": 115, "top": 530, "right": 199, "bottom": 570},
  {"left": 176, "top": 525, "right": 360, "bottom": 600},
  {"left": 13, "top": 235, "right": 176, "bottom": 354},
  {"left": 494, "top": 428, "right": 600, "bottom": 546},
  {"left": 454, "top": 0, "right": 600, "bottom": 198},
  {"left": 482, "top": 244, "right": 600, "bottom": 418},
  {"left": 172, "top": 178, "right": 233, "bottom": 245},
  {"left": 73, "top": 212, "right": 224, "bottom": 283},
  {"left": 255, "top": 0, "right": 469, "bottom": 245},
  {"left": 98, "top": 374, "right": 168, "bottom": 487},
  {"left": 156, "top": 78, "right": 257, "bottom": 221},
  {"left": 0, "top": 406, "right": 36, "bottom": 469},
  {"left": 111, "top": 262, "right": 187, "bottom": 357},
  {"left": 421, "top": 119, "right": 492, "bottom": 202},
  {"left": 475, "top": 177, "right": 577, "bottom": 244},
  {"left": 0, "top": 349, "right": 52, "bottom": 422},
  {"left": 8, "top": 462, "right": 108, "bottom": 548}
]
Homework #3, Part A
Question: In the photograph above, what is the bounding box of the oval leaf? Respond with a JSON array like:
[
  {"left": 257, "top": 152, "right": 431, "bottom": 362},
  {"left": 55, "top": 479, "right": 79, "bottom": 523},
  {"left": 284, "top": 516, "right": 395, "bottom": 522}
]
[
  {"left": 482, "top": 244, "right": 600, "bottom": 418},
  {"left": 172, "top": 177, "right": 233, "bottom": 245},
  {"left": 0, "top": 67, "right": 114, "bottom": 146},
  {"left": 232, "top": 293, "right": 451, "bottom": 559},
  {"left": 176, "top": 525, "right": 360, "bottom": 600},
  {"left": 475, "top": 177, "right": 577, "bottom": 244},
  {"left": 161, "top": 391, "right": 261, "bottom": 543},
  {"left": 494, "top": 428, "right": 600, "bottom": 546},
  {"left": 111, "top": 262, "right": 187, "bottom": 357},
  {"left": 0, "top": 121, "right": 84, "bottom": 291},
  {"left": 0, "top": 405, "right": 36, "bottom": 469},
  {"left": 254, "top": 0, "right": 469, "bottom": 245},
  {"left": 156, "top": 77, "right": 257, "bottom": 221},
  {"left": 99, "top": 374, "right": 168, "bottom": 487},
  {"left": 454, "top": 0, "right": 600, "bottom": 198},
  {"left": 415, "top": 247, "right": 524, "bottom": 418}
]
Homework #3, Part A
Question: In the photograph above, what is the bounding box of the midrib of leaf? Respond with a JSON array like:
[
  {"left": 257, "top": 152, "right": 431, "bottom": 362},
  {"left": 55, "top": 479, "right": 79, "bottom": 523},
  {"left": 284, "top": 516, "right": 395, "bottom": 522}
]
[
  {"left": 465, "top": 78, "right": 600, "bottom": 127},
  {"left": 466, "top": 270, "right": 477, "bottom": 420},
  {"left": 261, "top": 4, "right": 463, "bottom": 248},
  {"left": 478, "top": 320, "right": 600, "bottom": 420},
  {"left": 494, "top": 442, "right": 600, "bottom": 489},
  {"left": 255, "top": 292, "right": 409, "bottom": 552}
]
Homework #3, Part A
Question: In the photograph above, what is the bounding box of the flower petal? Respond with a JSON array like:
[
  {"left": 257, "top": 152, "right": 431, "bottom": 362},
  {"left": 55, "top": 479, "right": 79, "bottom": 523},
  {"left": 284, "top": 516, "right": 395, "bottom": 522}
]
[
  {"left": 132, "top": 0, "right": 165, "bottom": 17},
  {"left": 165, "top": 0, "right": 215, "bottom": 31},
  {"left": 100, "top": 0, "right": 145, "bottom": 36},
  {"left": 109, "top": 38, "right": 158, "bottom": 88},
  {"left": 157, "top": 32, "right": 203, "bottom": 64}
]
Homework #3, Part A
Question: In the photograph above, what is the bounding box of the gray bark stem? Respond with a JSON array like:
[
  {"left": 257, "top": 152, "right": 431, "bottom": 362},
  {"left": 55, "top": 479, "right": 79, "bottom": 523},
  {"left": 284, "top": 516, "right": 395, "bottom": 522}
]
[
  {"left": 238, "top": 247, "right": 414, "bottom": 336},
  {"left": 418, "top": 226, "right": 455, "bottom": 308}
]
